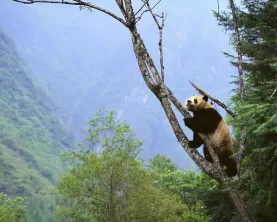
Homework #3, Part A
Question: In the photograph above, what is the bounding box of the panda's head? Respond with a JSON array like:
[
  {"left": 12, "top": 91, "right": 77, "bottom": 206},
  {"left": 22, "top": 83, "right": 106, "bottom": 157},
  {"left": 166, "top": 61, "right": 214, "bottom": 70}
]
[{"left": 184, "top": 95, "right": 211, "bottom": 112}]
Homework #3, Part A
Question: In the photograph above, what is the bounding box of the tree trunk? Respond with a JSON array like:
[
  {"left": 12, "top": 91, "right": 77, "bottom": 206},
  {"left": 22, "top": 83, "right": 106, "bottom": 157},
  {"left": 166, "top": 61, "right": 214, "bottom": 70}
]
[{"left": 228, "top": 189, "right": 255, "bottom": 222}]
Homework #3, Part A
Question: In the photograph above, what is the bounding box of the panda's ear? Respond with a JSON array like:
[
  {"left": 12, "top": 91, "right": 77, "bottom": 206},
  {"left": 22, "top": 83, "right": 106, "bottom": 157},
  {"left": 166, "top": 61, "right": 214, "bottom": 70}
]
[{"left": 203, "top": 95, "right": 208, "bottom": 102}]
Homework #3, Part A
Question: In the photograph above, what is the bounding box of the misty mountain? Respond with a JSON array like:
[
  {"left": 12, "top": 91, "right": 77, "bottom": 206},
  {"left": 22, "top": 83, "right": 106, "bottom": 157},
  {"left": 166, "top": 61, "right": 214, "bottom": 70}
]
[{"left": 0, "top": 26, "right": 74, "bottom": 220}]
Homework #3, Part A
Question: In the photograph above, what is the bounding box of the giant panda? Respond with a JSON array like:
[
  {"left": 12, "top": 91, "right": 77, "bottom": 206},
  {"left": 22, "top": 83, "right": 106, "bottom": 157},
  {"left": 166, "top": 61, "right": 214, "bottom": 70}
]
[{"left": 183, "top": 94, "right": 237, "bottom": 177}]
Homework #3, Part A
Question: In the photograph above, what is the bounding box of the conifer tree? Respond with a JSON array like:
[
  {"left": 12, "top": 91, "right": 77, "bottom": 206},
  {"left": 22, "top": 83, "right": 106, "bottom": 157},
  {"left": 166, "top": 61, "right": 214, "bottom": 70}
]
[{"left": 215, "top": 0, "right": 277, "bottom": 220}]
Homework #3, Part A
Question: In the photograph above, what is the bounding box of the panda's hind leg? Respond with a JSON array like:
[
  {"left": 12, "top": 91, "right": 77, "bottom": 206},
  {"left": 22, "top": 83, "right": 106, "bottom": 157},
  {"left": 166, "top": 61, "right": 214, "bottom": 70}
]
[
  {"left": 203, "top": 145, "right": 213, "bottom": 162},
  {"left": 189, "top": 133, "right": 204, "bottom": 148},
  {"left": 204, "top": 148, "right": 238, "bottom": 177},
  {"left": 219, "top": 152, "right": 238, "bottom": 177}
]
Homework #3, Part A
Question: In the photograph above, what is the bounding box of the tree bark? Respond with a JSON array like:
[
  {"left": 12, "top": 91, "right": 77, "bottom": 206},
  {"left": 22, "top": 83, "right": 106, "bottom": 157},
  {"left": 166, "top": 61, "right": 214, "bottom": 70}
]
[{"left": 228, "top": 189, "right": 254, "bottom": 222}]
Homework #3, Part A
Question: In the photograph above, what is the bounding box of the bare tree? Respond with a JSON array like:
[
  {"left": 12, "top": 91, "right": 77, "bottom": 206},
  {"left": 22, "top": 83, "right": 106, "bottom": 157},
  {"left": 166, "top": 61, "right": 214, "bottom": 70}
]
[{"left": 13, "top": 0, "right": 255, "bottom": 221}]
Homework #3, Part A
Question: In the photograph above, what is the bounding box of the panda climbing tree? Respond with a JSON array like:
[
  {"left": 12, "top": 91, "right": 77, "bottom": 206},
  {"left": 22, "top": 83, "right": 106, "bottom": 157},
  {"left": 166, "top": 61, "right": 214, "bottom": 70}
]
[{"left": 183, "top": 94, "right": 237, "bottom": 177}]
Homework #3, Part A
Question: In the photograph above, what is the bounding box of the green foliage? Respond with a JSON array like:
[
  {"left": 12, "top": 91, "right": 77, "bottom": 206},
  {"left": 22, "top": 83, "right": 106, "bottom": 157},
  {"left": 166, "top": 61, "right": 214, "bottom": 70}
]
[
  {"left": 148, "top": 156, "right": 233, "bottom": 222},
  {"left": 0, "top": 27, "right": 74, "bottom": 221},
  {"left": 149, "top": 154, "right": 178, "bottom": 173},
  {"left": 214, "top": 0, "right": 277, "bottom": 221},
  {"left": 21, "top": 194, "right": 55, "bottom": 222},
  {"left": 0, "top": 192, "right": 25, "bottom": 222},
  {"left": 148, "top": 155, "right": 212, "bottom": 221},
  {"left": 55, "top": 111, "right": 186, "bottom": 222}
]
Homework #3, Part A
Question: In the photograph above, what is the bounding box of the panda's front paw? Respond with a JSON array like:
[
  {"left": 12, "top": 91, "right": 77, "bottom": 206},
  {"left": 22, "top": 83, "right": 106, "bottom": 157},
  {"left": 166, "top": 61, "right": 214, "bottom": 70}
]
[
  {"left": 188, "top": 141, "right": 198, "bottom": 148},
  {"left": 183, "top": 117, "right": 192, "bottom": 127},
  {"left": 183, "top": 117, "right": 189, "bottom": 125}
]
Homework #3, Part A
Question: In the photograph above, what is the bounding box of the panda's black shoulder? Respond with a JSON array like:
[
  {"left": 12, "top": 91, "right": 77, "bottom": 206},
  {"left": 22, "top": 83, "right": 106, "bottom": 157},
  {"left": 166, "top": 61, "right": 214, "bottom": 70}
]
[
  {"left": 202, "top": 108, "right": 223, "bottom": 122},
  {"left": 194, "top": 108, "right": 223, "bottom": 133}
]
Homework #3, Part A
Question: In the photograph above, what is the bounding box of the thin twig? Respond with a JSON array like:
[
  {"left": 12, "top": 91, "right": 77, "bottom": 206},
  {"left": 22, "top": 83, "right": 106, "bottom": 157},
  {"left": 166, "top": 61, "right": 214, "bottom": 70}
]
[
  {"left": 189, "top": 81, "right": 237, "bottom": 118},
  {"left": 217, "top": 0, "right": 220, "bottom": 17},
  {"left": 135, "top": 0, "right": 161, "bottom": 24},
  {"left": 271, "top": 88, "right": 277, "bottom": 97},
  {"left": 134, "top": 0, "right": 149, "bottom": 17},
  {"left": 12, "top": 0, "right": 128, "bottom": 27},
  {"left": 144, "top": 0, "right": 162, "bottom": 28},
  {"left": 142, "top": 0, "right": 165, "bottom": 82}
]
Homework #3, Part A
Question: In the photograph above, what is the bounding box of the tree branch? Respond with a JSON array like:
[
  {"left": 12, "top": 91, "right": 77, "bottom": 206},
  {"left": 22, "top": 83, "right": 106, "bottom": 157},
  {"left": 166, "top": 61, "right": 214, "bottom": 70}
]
[
  {"left": 134, "top": 0, "right": 149, "bottom": 17},
  {"left": 162, "top": 85, "right": 190, "bottom": 118},
  {"left": 144, "top": 0, "right": 162, "bottom": 27},
  {"left": 135, "top": 0, "right": 161, "bottom": 20},
  {"left": 115, "top": 0, "right": 127, "bottom": 19},
  {"left": 189, "top": 81, "right": 236, "bottom": 118},
  {"left": 12, "top": 0, "right": 128, "bottom": 27},
  {"left": 143, "top": 0, "right": 165, "bottom": 82},
  {"left": 271, "top": 88, "right": 277, "bottom": 97},
  {"left": 216, "top": 0, "right": 220, "bottom": 18},
  {"left": 159, "top": 13, "right": 165, "bottom": 82}
]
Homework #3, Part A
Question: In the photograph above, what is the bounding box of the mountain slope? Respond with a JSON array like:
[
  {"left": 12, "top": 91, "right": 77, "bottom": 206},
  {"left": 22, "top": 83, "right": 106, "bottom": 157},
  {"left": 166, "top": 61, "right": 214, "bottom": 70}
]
[{"left": 0, "top": 26, "right": 73, "bottom": 221}]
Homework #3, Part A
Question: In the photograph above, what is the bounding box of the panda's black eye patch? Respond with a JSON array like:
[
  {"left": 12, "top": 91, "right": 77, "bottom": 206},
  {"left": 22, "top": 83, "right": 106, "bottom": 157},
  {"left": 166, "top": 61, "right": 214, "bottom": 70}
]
[{"left": 194, "top": 99, "right": 198, "bottom": 104}]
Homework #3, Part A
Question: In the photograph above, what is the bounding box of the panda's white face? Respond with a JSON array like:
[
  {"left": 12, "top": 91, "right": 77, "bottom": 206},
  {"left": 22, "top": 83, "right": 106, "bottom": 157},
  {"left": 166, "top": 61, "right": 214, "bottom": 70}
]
[{"left": 184, "top": 95, "right": 209, "bottom": 112}]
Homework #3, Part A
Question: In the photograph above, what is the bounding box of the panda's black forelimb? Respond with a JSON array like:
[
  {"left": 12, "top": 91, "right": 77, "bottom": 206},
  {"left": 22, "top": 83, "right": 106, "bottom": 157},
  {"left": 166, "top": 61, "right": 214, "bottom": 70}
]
[
  {"left": 184, "top": 109, "right": 222, "bottom": 134},
  {"left": 188, "top": 133, "right": 204, "bottom": 148},
  {"left": 183, "top": 117, "right": 198, "bottom": 132}
]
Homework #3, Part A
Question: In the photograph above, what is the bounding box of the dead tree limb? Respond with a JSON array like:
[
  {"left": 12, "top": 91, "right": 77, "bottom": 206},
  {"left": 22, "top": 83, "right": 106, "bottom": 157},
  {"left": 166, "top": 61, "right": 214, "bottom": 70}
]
[
  {"left": 229, "top": 0, "right": 247, "bottom": 173},
  {"left": 13, "top": 0, "right": 255, "bottom": 220},
  {"left": 143, "top": 0, "right": 165, "bottom": 82},
  {"left": 189, "top": 81, "right": 236, "bottom": 118},
  {"left": 13, "top": 0, "right": 128, "bottom": 27},
  {"left": 159, "top": 13, "right": 165, "bottom": 82}
]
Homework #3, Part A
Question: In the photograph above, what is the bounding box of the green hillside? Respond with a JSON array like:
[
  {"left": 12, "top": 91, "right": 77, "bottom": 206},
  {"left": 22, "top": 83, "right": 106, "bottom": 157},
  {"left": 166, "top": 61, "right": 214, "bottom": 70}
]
[{"left": 0, "top": 27, "right": 73, "bottom": 221}]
